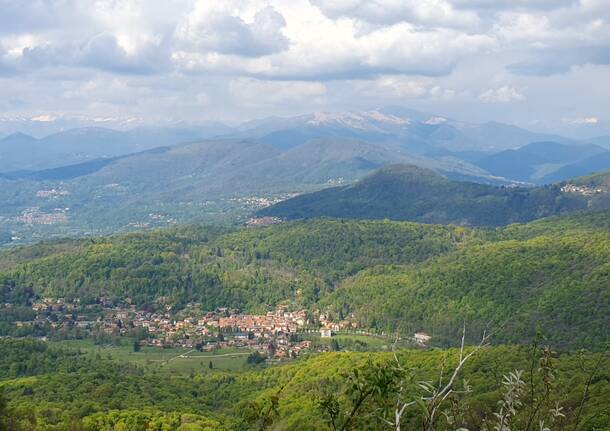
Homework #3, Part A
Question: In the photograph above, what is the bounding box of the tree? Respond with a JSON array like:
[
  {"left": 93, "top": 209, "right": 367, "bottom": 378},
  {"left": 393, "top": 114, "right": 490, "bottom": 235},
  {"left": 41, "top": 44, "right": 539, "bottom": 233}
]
[
  {"left": 0, "top": 387, "right": 7, "bottom": 428},
  {"left": 237, "top": 389, "right": 283, "bottom": 430},
  {"left": 318, "top": 358, "right": 402, "bottom": 431},
  {"left": 393, "top": 326, "right": 493, "bottom": 431},
  {"left": 317, "top": 326, "right": 607, "bottom": 431},
  {"left": 318, "top": 325, "right": 494, "bottom": 431},
  {"left": 267, "top": 342, "right": 276, "bottom": 358},
  {"left": 247, "top": 351, "right": 266, "bottom": 365}
]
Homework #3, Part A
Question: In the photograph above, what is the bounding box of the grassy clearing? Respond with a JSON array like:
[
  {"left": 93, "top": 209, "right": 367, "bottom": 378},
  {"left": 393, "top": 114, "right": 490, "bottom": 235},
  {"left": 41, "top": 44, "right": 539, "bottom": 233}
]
[
  {"left": 47, "top": 333, "right": 402, "bottom": 373},
  {"left": 301, "top": 333, "right": 406, "bottom": 351},
  {"left": 51, "top": 339, "right": 251, "bottom": 373}
]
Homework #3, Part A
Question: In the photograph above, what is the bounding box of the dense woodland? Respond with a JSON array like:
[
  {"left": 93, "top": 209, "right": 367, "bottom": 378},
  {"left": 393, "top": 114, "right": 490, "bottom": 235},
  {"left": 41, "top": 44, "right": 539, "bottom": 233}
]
[
  {"left": 0, "top": 338, "right": 609, "bottom": 430},
  {"left": 1, "top": 205, "right": 609, "bottom": 430},
  {"left": 259, "top": 165, "right": 610, "bottom": 226},
  {"left": 1, "top": 211, "right": 608, "bottom": 348}
]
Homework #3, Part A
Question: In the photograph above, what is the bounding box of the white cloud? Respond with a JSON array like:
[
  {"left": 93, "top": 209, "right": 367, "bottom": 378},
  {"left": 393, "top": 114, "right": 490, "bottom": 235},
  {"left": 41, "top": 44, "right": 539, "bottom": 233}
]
[
  {"left": 173, "top": 16, "right": 496, "bottom": 80},
  {"left": 30, "top": 114, "right": 57, "bottom": 122},
  {"left": 357, "top": 75, "right": 455, "bottom": 100},
  {"left": 494, "top": 12, "right": 554, "bottom": 44},
  {"left": 0, "top": 0, "right": 90, "bottom": 36},
  {"left": 0, "top": 0, "right": 609, "bottom": 132},
  {"left": 228, "top": 78, "right": 326, "bottom": 105},
  {"left": 562, "top": 116, "right": 599, "bottom": 125},
  {"left": 479, "top": 86, "right": 526, "bottom": 103},
  {"left": 310, "top": 0, "right": 480, "bottom": 28},
  {"left": 372, "top": 76, "right": 431, "bottom": 98},
  {"left": 18, "top": 32, "right": 168, "bottom": 74},
  {"left": 452, "top": 0, "right": 573, "bottom": 11},
  {"left": 175, "top": 2, "right": 289, "bottom": 57}
]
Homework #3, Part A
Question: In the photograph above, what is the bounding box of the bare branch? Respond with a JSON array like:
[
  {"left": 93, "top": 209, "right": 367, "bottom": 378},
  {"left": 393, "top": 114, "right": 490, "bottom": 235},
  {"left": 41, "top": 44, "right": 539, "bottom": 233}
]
[
  {"left": 391, "top": 325, "right": 494, "bottom": 431},
  {"left": 574, "top": 343, "right": 609, "bottom": 427}
]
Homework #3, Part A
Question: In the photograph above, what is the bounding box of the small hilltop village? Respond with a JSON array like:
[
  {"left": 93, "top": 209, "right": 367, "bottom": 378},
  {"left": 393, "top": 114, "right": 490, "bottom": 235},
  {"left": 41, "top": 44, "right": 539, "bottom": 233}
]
[{"left": 10, "top": 297, "right": 432, "bottom": 360}]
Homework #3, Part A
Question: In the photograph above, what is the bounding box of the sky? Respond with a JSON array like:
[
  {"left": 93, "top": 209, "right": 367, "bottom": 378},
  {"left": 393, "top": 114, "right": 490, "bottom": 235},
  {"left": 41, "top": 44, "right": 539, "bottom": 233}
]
[{"left": 1, "top": 0, "right": 609, "bottom": 137}]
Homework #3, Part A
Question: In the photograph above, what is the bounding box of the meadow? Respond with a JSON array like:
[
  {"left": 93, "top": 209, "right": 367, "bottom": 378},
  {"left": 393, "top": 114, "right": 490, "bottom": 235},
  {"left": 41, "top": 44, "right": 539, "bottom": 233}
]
[{"left": 51, "top": 339, "right": 251, "bottom": 373}]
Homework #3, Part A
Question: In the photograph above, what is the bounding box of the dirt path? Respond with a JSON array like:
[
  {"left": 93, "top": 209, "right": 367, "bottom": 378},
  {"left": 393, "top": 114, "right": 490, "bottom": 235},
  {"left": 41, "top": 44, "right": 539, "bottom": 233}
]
[{"left": 184, "top": 352, "right": 251, "bottom": 358}]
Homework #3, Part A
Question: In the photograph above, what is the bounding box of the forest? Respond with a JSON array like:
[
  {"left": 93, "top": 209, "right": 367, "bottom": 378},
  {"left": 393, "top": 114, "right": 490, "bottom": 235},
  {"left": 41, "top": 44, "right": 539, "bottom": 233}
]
[
  {"left": 0, "top": 338, "right": 609, "bottom": 430},
  {"left": 1, "top": 211, "right": 608, "bottom": 348},
  {"left": 258, "top": 165, "right": 610, "bottom": 226},
  {"left": 0, "top": 209, "right": 608, "bottom": 430}
]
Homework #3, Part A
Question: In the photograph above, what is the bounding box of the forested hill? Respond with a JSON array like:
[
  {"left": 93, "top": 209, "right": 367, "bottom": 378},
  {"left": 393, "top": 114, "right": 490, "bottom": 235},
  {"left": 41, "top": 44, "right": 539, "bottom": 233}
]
[
  {"left": 257, "top": 164, "right": 610, "bottom": 226},
  {"left": 1, "top": 339, "right": 609, "bottom": 430},
  {"left": 1, "top": 211, "right": 609, "bottom": 348}
]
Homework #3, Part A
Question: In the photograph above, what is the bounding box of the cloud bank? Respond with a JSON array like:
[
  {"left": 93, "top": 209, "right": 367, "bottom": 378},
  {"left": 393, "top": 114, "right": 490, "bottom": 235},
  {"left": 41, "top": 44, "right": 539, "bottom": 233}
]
[{"left": 0, "top": 0, "right": 608, "bottom": 135}]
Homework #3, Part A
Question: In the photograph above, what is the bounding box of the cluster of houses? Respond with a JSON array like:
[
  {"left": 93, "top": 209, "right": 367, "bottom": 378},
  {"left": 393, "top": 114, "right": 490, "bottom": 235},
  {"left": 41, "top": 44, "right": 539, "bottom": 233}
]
[
  {"left": 18, "top": 207, "right": 69, "bottom": 225},
  {"left": 231, "top": 193, "right": 299, "bottom": 210},
  {"left": 231, "top": 196, "right": 284, "bottom": 208},
  {"left": 21, "top": 298, "right": 433, "bottom": 359},
  {"left": 132, "top": 308, "right": 319, "bottom": 360},
  {"left": 245, "top": 216, "right": 283, "bottom": 227},
  {"left": 36, "top": 189, "right": 71, "bottom": 199},
  {"left": 211, "top": 308, "right": 308, "bottom": 334},
  {"left": 561, "top": 183, "right": 605, "bottom": 196},
  {"left": 31, "top": 297, "right": 77, "bottom": 313},
  {"left": 318, "top": 312, "right": 358, "bottom": 337},
  {"left": 24, "top": 299, "right": 335, "bottom": 358}
]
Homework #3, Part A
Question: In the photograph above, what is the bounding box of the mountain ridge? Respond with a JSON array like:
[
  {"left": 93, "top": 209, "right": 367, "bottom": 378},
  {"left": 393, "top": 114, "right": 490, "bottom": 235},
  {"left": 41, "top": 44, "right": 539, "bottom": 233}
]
[
  {"left": 2, "top": 109, "right": 610, "bottom": 243},
  {"left": 258, "top": 164, "right": 610, "bottom": 226},
  {"left": 0, "top": 125, "right": 231, "bottom": 173},
  {"left": 474, "top": 141, "right": 609, "bottom": 183}
]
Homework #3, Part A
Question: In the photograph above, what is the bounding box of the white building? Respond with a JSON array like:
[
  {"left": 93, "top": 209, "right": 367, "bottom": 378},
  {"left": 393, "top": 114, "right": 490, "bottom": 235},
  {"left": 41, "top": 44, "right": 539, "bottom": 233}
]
[
  {"left": 320, "top": 327, "right": 332, "bottom": 338},
  {"left": 414, "top": 331, "right": 432, "bottom": 345}
]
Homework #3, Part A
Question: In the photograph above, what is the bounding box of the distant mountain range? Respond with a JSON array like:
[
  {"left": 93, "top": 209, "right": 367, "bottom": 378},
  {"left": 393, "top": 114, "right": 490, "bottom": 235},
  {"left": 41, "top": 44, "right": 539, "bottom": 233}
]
[
  {"left": 3, "top": 108, "right": 609, "bottom": 184},
  {"left": 473, "top": 141, "right": 610, "bottom": 183},
  {"left": 0, "top": 124, "right": 232, "bottom": 172},
  {"left": 258, "top": 164, "right": 610, "bottom": 226},
  {"left": 586, "top": 135, "right": 610, "bottom": 149},
  {"left": 231, "top": 107, "right": 576, "bottom": 154},
  {"left": 2, "top": 107, "right": 610, "bottom": 242},
  {"left": 0, "top": 137, "right": 492, "bottom": 212}
]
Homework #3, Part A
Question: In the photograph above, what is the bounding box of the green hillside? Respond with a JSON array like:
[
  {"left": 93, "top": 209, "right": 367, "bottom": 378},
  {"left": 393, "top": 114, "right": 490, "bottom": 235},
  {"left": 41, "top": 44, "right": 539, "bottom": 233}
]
[
  {"left": 0, "top": 221, "right": 469, "bottom": 312},
  {"left": 571, "top": 170, "right": 610, "bottom": 189},
  {"left": 322, "top": 230, "right": 609, "bottom": 348},
  {"left": 258, "top": 164, "right": 610, "bottom": 226},
  {"left": 0, "top": 139, "right": 493, "bottom": 246},
  {"left": 1, "top": 212, "right": 609, "bottom": 348},
  {"left": 215, "top": 219, "right": 476, "bottom": 280},
  {"left": 1, "top": 339, "right": 608, "bottom": 430}
]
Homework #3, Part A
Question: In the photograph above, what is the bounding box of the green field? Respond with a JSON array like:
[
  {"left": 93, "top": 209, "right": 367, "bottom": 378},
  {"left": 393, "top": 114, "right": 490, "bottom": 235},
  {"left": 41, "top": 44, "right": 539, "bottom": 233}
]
[
  {"left": 52, "top": 339, "right": 251, "bottom": 373},
  {"left": 297, "top": 332, "right": 409, "bottom": 352},
  {"left": 50, "top": 334, "right": 398, "bottom": 373}
]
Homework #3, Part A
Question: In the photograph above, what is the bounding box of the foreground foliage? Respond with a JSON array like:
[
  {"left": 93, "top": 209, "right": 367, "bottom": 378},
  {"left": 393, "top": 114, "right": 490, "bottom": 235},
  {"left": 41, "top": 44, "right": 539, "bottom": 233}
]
[{"left": 0, "top": 339, "right": 609, "bottom": 430}]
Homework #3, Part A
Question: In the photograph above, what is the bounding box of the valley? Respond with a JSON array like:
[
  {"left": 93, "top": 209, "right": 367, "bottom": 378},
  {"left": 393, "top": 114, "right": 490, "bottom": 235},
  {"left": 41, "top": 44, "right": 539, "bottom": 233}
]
[
  {"left": 1, "top": 113, "right": 609, "bottom": 431},
  {"left": 2, "top": 211, "right": 608, "bottom": 349},
  {"left": 3, "top": 109, "right": 610, "bottom": 245},
  {"left": 4, "top": 1, "right": 610, "bottom": 429}
]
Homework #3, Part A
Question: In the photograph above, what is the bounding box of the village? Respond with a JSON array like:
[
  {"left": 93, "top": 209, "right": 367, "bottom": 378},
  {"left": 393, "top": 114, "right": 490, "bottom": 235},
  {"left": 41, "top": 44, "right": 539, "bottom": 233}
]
[
  {"left": 17, "top": 206, "right": 69, "bottom": 225},
  {"left": 561, "top": 183, "right": 606, "bottom": 196},
  {"left": 17, "top": 297, "right": 432, "bottom": 360}
]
